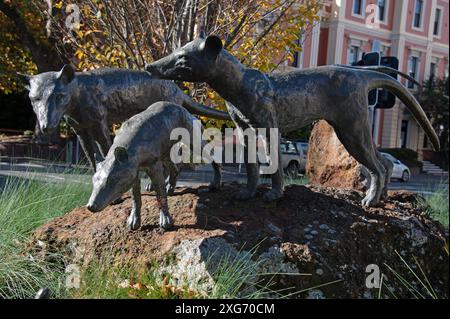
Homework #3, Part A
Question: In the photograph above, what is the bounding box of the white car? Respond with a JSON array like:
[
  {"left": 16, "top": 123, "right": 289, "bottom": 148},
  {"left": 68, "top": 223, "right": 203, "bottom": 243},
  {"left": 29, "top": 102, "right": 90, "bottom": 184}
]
[
  {"left": 258, "top": 140, "right": 308, "bottom": 177},
  {"left": 381, "top": 152, "right": 411, "bottom": 182}
]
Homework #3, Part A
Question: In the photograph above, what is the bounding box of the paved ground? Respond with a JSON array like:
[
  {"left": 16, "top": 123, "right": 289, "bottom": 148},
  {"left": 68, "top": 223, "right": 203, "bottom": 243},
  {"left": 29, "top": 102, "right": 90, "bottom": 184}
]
[{"left": 0, "top": 158, "right": 448, "bottom": 196}]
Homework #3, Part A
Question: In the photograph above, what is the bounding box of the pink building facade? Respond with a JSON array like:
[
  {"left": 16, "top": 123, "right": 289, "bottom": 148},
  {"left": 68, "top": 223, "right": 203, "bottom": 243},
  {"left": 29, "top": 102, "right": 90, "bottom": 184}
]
[{"left": 297, "top": 0, "right": 449, "bottom": 159}]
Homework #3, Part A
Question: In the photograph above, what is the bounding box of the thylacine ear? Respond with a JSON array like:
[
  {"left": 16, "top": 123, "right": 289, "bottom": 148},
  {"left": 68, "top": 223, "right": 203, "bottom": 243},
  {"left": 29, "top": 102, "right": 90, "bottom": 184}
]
[
  {"left": 17, "top": 72, "right": 31, "bottom": 90},
  {"left": 114, "top": 146, "right": 129, "bottom": 163},
  {"left": 201, "top": 35, "right": 223, "bottom": 60},
  {"left": 57, "top": 64, "right": 75, "bottom": 85}
]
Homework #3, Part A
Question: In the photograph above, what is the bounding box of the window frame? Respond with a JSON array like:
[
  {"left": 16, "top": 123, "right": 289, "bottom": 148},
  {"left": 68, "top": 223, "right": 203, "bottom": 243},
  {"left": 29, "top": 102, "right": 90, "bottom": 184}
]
[
  {"left": 412, "top": 0, "right": 424, "bottom": 31},
  {"left": 348, "top": 45, "right": 361, "bottom": 65},
  {"left": 352, "top": 0, "right": 366, "bottom": 18},
  {"left": 407, "top": 55, "right": 420, "bottom": 89},
  {"left": 377, "top": 0, "right": 389, "bottom": 24},
  {"left": 433, "top": 7, "right": 443, "bottom": 37}
]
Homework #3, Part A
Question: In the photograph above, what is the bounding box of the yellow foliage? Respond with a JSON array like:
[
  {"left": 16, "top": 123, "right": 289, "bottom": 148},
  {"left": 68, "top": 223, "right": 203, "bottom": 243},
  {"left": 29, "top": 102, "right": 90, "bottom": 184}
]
[{"left": 0, "top": 0, "right": 321, "bottom": 130}]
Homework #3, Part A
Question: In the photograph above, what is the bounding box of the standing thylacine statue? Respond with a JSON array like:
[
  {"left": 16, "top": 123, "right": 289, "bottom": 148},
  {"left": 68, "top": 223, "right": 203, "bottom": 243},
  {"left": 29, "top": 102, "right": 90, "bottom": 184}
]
[
  {"left": 18, "top": 65, "right": 231, "bottom": 170},
  {"left": 146, "top": 35, "right": 439, "bottom": 207}
]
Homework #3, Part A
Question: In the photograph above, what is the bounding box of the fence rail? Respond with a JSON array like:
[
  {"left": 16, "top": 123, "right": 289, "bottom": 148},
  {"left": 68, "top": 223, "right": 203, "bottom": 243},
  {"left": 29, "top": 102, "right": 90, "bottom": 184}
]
[{"left": 0, "top": 137, "right": 86, "bottom": 165}]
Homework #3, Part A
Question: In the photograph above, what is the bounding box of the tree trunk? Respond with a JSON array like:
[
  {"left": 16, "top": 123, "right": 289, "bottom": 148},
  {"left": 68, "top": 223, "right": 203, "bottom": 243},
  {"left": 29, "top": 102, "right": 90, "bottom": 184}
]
[
  {"left": 0, "top": 1, "right": 66, "bottom": 72},
  {"left": 0, "top": 1, "right": 66, "bottom": 144}
]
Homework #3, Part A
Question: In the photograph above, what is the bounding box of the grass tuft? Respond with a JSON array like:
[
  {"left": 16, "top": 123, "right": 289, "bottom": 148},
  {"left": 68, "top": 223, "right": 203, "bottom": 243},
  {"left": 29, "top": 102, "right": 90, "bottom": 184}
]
[
  {"left": 0, "top": 171, "right": 91, "bottom": 299},
  {"left": 417, "top": 181, "right": 449, "bottom": 227},
  {"left": 381, "top": 250, "right": 444, "bottom": 299}
]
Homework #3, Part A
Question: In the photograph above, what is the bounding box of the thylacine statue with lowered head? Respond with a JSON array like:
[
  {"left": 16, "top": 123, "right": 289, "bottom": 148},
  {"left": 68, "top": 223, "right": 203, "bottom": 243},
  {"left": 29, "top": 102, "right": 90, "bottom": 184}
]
[{"left": 86, "top": 101, "right": 222, "bottom": 230}]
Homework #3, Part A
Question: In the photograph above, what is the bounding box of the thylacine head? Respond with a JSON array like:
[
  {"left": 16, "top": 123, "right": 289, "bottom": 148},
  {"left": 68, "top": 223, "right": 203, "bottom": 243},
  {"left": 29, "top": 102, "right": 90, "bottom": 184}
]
[
  {"left": 18, "top": 64, "right": 76, "bottom": 133},
  {"left": 87, "top": 145, "right": 138, "bottom": 212},
  {"left": 145, "top": 35, "right": 227, "bottom": 82}
]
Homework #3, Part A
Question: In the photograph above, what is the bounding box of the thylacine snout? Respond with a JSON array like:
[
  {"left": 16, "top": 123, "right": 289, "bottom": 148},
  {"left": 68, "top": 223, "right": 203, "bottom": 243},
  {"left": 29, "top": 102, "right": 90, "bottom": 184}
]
[
  {"left": 145, "top": 35, "right": 223, "bottom": 82},
  {"left": 87, "top": 147, "right": 136, "bottom": 213}
]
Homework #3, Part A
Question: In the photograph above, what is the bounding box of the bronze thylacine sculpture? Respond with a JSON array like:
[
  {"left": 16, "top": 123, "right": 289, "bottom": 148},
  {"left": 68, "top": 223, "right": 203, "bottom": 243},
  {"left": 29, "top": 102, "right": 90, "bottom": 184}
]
[
  {"left": 146, "top": 35, "right": 439, "bottom": 207},
  {"left": 19, "top": 65, "right": 231, "bottom": 170},
  {"left": 86, "top": 101, "right": 222, "bottom": 230}
]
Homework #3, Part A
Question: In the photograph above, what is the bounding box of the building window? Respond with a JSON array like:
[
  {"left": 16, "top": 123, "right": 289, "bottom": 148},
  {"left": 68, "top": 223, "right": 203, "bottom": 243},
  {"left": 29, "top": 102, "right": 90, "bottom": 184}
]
[
  {"left": 408, "top": 56, "right": 419, "bottom": 88},
  {"left": 400, "top": 120, "right": 409, "bottom": 148},
  {"left": 353, "top": 0, "right": 363, "bottom": 16},
  {"left": 430, "top": 62, "right": 437, "bottom": 79},
  {"left": 378, "top": 0, "right": 387, "bottom": 22},
  {"left": 423, "top": 135, "right": 429, "bottom": 148},
  {"left": 433, "top": 8, "right": 442, "bottom": 36},
  {"left": 292, "top": 36, "right": 302, "bottom": 68},
  {"left": 413, "top": 0, "right": 423, "bottom": 29},
  {"left": 348, "top": 46, "right": 360, "bottom": 65}
]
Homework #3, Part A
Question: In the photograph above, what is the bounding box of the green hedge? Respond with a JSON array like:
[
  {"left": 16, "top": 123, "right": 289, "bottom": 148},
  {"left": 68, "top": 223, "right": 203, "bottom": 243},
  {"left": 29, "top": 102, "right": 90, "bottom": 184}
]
[{"left": 379, "top": 148, "right": 422, "bottom": 168}]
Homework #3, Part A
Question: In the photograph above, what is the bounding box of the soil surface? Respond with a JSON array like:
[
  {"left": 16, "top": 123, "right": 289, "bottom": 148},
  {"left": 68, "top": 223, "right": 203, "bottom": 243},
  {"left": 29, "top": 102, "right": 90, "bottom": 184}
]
[{"left": 30, "top": 182, "right": 449, "bottom": 298}]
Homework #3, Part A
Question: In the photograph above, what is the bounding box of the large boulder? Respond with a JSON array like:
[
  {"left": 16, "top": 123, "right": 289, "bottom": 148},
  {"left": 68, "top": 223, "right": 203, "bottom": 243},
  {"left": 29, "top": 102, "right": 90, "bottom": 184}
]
[
  {"left": 307, "top": 120, "right": 366, "bottom": 190},
  {"left": 30, "top": 183, "right": 449, "bottom": 299}
]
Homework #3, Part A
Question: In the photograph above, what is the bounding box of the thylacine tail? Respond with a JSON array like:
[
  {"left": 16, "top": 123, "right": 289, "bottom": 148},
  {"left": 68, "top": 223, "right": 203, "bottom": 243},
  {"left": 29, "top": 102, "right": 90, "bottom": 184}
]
[
  {"left": 338, "top": 64, "right": 420, "bottom": 87},
  {"left": 181, "top": 95, "right": 231, "bottom": 121},
  {"left": 363, "top": 71, "right": 440, "bottom": 151}
]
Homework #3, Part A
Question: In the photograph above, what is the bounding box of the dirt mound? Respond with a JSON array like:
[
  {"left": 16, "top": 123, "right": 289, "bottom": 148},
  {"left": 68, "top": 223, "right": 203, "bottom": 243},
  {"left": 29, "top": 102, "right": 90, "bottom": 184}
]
[{"left": 30, "top": 183, "right": 449, "bottom": 298}]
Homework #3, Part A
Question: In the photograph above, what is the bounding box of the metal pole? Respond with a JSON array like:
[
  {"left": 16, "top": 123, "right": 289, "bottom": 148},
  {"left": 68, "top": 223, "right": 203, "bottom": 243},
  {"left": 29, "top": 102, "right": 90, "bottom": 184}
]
[{"left": 75, "top": 137, "right": 80, "bottom": 164}]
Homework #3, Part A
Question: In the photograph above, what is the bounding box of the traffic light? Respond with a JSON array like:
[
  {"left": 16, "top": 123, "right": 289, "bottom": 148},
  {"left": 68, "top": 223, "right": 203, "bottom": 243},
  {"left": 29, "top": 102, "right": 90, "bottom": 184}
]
[
  {"left": 362, "top": 52, "right": 381, "bottom": 107},
  {"left": 352, "top": 52, "right": 381, "bottom": 106},
  {"left": 375, "top": 56, "right": 399, "bottom": 109},
  {"left": 352, "top": 53, "right": 399, "bottom": 109}
]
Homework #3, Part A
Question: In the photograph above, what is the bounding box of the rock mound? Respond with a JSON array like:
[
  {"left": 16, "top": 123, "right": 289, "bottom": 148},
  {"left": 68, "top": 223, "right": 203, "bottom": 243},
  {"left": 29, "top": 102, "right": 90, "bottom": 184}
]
[
  {"left": 306, "top": 120, "right": 365, "bottom": 190},
  {"left": 30, "top": 183, "right": 449, "bottom": 298}
]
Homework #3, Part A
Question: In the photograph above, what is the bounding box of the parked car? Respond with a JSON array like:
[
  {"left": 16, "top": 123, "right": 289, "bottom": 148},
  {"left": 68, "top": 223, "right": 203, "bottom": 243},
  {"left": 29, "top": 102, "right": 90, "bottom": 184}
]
[
  {"left": 381, "top": 152, "right": 411, "bottom": 182},
  {"left": 279, "top": 140, "right": 301, "bottom": 177},
  {"left": 258, "top": 139, "right": 308, "bottom": 177},
  {"left": 295, "top": 141, "right": 308, "bottom": 172}
]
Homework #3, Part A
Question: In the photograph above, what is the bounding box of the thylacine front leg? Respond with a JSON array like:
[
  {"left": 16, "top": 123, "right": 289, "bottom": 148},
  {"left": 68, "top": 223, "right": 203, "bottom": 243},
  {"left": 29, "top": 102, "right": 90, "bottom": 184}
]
[
  {"left": 127, "top": 177, "right": 142, "bottom": 230},
  {"left": 237, "top": 138, "right": 259, "bottom": 200},
  {"left": 225, "top": 102, "right": 259, "bottom": 200},
  {"left": 259, "top": 112, "right": 284, "bottom": 201},
  {"left": 260, "top": 136, "right": 284, "bottom": 201},
  {"left": 65, "top": 117, "right": 97, "bottom": 170},
  {"left": 92, "top": 119, "right": 113, "bottom": 160}
]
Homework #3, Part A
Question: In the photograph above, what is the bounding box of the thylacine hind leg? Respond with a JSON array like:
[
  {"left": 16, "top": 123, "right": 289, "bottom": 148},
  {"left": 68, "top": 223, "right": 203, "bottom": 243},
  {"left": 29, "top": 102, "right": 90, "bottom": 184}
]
[
  {"left": 165, "top": 160, "right": 180, "bottom": 195},
  {"left": 189, "top": 139, "right": 222, "bottom": 191},
  {"left": 376, "top": 150, "right": 393, "bottom": 199},
  {"left": 360, "top": 147, "right": 392, "bottom": 200},
  {"left": 146, "top": 162, "right": 173, "bottom": 230},
  {"left": 332, "top": 117, "right": 386, "bottom": 207},
  {"left": 146, "top": 163, "right": 177, "bottom": 194}
]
